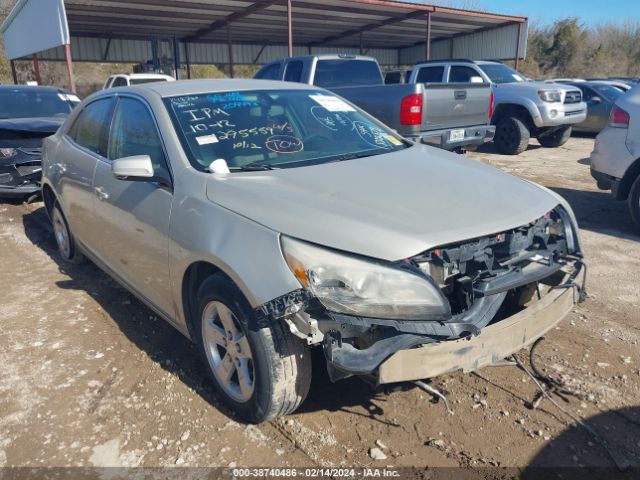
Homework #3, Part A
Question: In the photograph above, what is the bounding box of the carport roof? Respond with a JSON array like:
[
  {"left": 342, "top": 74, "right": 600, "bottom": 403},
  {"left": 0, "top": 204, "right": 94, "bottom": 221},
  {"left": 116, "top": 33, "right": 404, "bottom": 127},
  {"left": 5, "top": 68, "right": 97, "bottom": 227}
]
[{"left": 61, "top": 0, "right": 526, "bottom": 49}]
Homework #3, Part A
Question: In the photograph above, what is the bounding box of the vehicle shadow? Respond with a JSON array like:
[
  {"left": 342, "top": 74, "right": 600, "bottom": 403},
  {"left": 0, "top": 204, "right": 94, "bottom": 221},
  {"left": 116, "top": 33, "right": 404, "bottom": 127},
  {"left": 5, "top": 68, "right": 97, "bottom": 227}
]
[
  {"left": 21, "top": 205, "right": 403, "bottom": 424},
  {"left": 523, "top": 406, "right": 640, "bottom": 478},
  {"left": 549, "top": 187, "right": 639, "bottom": 241},
  {"left": 474, "top": 142, "right": 542, "bottom": 155}
]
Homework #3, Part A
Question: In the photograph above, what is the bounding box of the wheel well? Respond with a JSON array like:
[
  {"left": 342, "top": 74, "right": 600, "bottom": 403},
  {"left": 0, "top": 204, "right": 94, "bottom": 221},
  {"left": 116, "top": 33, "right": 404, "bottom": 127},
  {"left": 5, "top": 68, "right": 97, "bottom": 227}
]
[
  {"left": 42, "top": 184, "right": 56, "bottom": 218},
  {"left": 492, "top": 104, "right": 533, "bottom": 130},
  {"left": 181, "top": 261, "right": 224, "bottom": 336},
  {"left": 617, "top": 157, "right": 640, "bottom": 201}
]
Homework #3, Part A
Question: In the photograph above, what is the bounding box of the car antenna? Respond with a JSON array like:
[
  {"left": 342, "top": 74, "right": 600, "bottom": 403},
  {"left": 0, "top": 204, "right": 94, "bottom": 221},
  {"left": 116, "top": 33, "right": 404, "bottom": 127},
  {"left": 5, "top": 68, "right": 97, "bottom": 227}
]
[{"left": 207, "top": 159, "right": 230, "bottom": 174}]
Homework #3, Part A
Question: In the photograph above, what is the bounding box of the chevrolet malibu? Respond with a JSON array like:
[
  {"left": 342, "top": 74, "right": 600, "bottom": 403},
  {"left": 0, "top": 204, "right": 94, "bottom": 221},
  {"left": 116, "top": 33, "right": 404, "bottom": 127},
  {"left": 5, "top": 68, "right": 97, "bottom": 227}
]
[{"left": 42, "top": 80, "right": 585, "bottom": 423}]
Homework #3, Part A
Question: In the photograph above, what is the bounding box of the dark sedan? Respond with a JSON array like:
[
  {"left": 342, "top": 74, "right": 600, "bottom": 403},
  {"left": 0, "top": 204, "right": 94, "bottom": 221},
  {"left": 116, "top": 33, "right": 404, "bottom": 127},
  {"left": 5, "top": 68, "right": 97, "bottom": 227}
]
[
  {"left": 0, "top": 86, "right": 79, "bottom": 198},
  {"left": 557, "top": 81, "right": 626, "bottom": 134}
]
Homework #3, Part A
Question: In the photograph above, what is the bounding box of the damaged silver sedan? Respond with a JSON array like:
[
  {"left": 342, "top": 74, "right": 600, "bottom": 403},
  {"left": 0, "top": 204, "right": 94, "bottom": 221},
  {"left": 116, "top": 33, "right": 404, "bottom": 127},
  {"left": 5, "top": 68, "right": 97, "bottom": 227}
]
[{"left": 41, "top": 80, "right": 585, "bottom": 423}]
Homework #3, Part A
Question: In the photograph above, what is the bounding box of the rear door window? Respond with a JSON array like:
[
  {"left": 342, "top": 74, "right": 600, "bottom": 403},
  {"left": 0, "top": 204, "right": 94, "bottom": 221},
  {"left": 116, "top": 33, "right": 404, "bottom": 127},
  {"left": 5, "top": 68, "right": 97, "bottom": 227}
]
[
  {"left": 68, "top": 97, "right": 115, "bottom": 156},
  {"left": 255, "top": 63, "right": 281, "bottom": 80},
  {"left": 284, "top": 61, "right": 304, "bottom": 83},
  {"left": 449, "top": 66, "right": 481, "bottom": 83},
  {"left": 416, "top": 66, "right": 444, "bottom": 83}
]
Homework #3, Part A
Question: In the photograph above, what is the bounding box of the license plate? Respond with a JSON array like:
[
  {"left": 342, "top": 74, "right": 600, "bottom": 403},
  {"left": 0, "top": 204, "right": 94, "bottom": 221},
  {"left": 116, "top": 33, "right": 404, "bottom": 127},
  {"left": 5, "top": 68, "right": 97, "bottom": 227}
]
[{"left": 449, "top": 129, "right": 465, "bottom": 142}]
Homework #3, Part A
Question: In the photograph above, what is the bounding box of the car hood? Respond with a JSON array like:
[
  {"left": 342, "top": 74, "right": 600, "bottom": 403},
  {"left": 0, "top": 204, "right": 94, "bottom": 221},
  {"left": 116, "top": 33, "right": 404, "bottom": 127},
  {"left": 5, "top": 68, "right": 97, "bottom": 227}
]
[
  {"left": 0, "top": 117, "right": 64, "bottom": 134},
  {"left": 205, "top": 145, "right": 559, "bottom": 261},
  {"left": 495, "top": 81, "right": 581, "bottom": 93}
]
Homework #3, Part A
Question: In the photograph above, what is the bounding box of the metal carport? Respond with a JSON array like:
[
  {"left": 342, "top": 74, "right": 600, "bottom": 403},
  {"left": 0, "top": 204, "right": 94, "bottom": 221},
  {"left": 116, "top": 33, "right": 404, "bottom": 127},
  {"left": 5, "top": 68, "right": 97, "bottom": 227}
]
[{"left": 1, "top": 0, "right": 527, "bottom": 92}]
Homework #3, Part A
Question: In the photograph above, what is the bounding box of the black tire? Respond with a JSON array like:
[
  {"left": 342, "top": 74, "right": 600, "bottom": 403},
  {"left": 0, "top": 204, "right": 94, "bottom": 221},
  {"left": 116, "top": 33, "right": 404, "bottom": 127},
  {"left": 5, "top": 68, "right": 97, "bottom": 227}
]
[
  {"left": 494, "top": 116, "right": 530, "bottom": 155},
  {"left": 193, "top": 274, "right": 311, "bottom": 423},
  {"left": 538, "top": 126, "right": 572, "bottom": 148},
  {"left": 51, "top": 201, "right": 85, "bottom": 264},
  {"left": 628, "top": 175, "right": 640, "bottom": 229}
]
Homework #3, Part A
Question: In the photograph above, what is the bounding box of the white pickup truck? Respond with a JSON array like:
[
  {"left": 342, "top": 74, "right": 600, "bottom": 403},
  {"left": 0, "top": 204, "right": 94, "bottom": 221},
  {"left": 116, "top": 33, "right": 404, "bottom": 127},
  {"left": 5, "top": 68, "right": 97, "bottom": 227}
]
[{"left": 255, "top": 54, "right": 495, "bottom": 152}]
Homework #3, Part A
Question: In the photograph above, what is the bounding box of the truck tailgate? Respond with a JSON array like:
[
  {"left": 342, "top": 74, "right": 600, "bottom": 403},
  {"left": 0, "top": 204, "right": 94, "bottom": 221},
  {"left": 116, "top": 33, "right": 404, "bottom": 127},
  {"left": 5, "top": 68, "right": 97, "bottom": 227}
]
[{"left": 422, "top": 83, "right": 491, "bottom": 130}]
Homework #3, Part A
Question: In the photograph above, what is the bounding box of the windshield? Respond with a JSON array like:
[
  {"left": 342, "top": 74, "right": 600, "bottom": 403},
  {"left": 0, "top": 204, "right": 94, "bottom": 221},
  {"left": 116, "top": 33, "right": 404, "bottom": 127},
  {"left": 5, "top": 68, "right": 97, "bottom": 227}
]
[
  {"left": 164, "top": 89, "right": 408, "bottom": 171},
  {"left": 478, "top": 64, "right": 526, "bottom": 84},
  {"left": 0, "top": 90, "right": 78, "bottom": 119},
  {"left": 130, "top": 78, "right": 169, "bottom": 85},
  {"left": 590, "top": 84, "right": 624, "bottom": 101}
]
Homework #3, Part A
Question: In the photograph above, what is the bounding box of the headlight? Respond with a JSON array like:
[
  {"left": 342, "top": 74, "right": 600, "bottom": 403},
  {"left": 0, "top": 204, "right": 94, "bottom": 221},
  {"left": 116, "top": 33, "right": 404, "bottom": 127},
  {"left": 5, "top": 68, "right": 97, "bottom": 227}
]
[
  {"left": 538, "top": 90, "right": 562, "bottom": 103},
  {"left": 280, "top": 236, "right": 450, "bottom": 320},
  {"left": 0, "top": 148, "right": 17, "bottom": 158}
]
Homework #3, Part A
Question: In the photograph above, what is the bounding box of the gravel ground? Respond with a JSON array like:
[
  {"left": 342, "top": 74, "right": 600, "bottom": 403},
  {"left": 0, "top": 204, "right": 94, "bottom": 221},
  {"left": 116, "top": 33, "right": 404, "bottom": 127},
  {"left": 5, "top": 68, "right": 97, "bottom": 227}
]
[{"left": 1, "top": 136, "right": 639, "bottom": 471}]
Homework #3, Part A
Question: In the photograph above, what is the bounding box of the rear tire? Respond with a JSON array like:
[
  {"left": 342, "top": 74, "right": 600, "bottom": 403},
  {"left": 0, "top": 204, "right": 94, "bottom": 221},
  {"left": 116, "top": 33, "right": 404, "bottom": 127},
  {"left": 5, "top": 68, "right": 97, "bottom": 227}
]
[
  {"left": 193, "top": 274, "right": 312, "bottom": 423},
  {"left": 494, "top": 116, "right": 530, "bottom": 155},
  {"left": 51, "top": 202, "right": 85, "bottom": 264},
  {"left": 628, "top": 175, "right": 640, "bottom": 229},
  {"left": 538, "top": 126, "right": 572, "bottom": 148}
]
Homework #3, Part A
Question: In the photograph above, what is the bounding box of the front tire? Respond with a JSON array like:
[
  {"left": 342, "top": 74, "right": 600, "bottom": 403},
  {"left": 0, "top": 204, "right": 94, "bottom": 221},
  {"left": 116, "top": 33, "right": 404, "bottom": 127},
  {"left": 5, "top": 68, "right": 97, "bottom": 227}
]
[
  {"left": 538, "top": 126, "right": 572, "bottom": 148},
  {"left": 628, "top": 175, "right": 640, "bottom": 229},
  {"left": 194, "top": 274, "right": 312, "bottom": 423},
  {"left": 51, "top": 202, "right": 85, "bottom": 264},
  {"left": 494, "top": 116, "right": 530, "bottom": 155}
]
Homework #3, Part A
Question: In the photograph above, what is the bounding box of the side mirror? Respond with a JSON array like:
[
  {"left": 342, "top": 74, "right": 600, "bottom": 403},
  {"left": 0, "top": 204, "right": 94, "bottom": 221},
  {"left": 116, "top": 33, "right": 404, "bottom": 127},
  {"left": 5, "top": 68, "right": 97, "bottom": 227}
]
[
  {"left": 470, "top": 76, "right": 484, "bottom": 84},
  {"left": 112, "top": 155, "right": 154, "bottom": 180},
  {"left": 591, "top": 96, "right": 602, "bottom": 104}
]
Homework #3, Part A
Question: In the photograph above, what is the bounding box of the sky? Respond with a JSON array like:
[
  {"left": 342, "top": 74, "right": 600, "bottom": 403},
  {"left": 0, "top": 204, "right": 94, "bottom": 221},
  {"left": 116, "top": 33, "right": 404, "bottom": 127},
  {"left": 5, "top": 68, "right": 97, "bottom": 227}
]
[{"left": 460, "top": 0, "right": 640, "bottom": 26}]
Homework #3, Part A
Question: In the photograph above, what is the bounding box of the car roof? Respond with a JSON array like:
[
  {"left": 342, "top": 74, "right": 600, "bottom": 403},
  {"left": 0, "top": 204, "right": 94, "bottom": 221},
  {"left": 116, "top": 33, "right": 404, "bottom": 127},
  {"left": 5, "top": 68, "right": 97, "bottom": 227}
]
[
  {"left": 0, "top": 85, "right": 68, "bottom": 93},
  {"left": 132, "top": 79, "right": 323, "bottom": 98}
]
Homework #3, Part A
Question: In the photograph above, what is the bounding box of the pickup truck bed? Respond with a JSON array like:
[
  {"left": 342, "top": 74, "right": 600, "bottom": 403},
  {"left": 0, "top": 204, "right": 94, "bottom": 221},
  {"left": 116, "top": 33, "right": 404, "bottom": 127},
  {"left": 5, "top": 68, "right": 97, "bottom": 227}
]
[{"left": 255, "top": 55, "right": 495, "bottom": 151}]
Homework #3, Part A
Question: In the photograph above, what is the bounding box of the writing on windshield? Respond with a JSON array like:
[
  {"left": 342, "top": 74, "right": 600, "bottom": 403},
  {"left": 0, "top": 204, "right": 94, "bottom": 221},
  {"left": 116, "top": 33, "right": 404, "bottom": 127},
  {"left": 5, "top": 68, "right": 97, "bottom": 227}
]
[{"left": 164, "top": 89, "right": 406, "bottom": 170}]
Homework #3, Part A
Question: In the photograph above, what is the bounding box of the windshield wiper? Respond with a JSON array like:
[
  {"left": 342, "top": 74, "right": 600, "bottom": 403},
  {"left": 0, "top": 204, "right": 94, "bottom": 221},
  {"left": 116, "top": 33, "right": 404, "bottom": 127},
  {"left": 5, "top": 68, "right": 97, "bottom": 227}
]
[{"left": 232, "top": 162, "right": 279, "bottom": 172}]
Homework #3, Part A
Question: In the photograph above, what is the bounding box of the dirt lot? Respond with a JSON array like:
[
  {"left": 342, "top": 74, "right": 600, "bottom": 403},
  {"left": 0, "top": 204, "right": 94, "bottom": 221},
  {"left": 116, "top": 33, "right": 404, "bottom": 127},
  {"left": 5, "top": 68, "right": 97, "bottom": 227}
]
[{"left": 1, "top": 136, "right": 639, "bottom": 472}]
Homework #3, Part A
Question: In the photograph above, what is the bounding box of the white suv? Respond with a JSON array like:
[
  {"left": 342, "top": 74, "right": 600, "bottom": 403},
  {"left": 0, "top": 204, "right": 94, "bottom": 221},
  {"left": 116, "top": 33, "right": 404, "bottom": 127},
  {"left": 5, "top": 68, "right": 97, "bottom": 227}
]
[
  {"left": 590, "top": 85, "right": 640, "bottom": 227},
  {"left": 103, "top": 73, "right": 174, "bottom": 89}
]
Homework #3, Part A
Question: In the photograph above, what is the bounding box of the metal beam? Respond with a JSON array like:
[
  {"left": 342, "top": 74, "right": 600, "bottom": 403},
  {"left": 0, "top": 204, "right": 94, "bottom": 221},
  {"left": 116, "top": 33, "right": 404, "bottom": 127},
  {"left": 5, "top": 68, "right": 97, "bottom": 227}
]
[
  {"left": 287, "top": 0, "right": 293, "bottom": 57},
  {"left": 227, "top": 24, "right": 234, "bottom": 78},
  {"left": 308, "top": 10, "right": 427, "bottom": 46},
  {"left": 185, "top": 0, "right": 280, "bottom": 42},
  {"left": 10, "top": 60, "right": 17, "bottom": 85},
  {"left": 425, "top": 12, "right": 431, "bottom": 60},
  {"left": 64, "top": 44, "right": 76, "bottom": 93},
  {"left": 32, "top": 54, "right": 42, "bottom": 85},
  {"left": 514, "top": 22, "right": 522, "bottom": 70},
  {"left": 253, "top": 44, "right": 268, "bottom": 63},
  {"left": 102, "top": 37, "right": 112, "bottom": 61}
]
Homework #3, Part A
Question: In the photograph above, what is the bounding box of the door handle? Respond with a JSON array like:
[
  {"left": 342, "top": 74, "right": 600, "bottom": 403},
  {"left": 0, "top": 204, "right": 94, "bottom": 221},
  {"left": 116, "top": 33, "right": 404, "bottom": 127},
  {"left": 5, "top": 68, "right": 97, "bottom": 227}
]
[
  {"left": 454, "top": 90, "right": 467, "bottom": 100},
  {"left": 94, "top": 186, "right": 109, "bottom": 201}
]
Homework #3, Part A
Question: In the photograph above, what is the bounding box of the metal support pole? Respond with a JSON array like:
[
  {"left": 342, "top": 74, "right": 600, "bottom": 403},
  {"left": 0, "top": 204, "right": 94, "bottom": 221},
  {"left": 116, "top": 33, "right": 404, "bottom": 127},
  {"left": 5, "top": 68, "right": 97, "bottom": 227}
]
[
  {"left": 514, "top": 22, "right": 522, "bottom": 70},
  {"left": 10, "top": 60, "right": 18, "bottom": 85},
  {"left": 173, "top": 37, "right": 181, "bottom": 80},
  {"left": 32, "top": 53, "right": 42, "bottom": 85},
  {"left": 287, "top": 0, "right": 293, "bottom": 57},
  {"left": 151, "top": 38, "right": 160, "bottom": 72},
  {"left": 227, "top": 24, "right": 234, "bottom": 78},
  {"left": 64, "top": 44, "right": 76, "bottom": 93},
  {"left": 425, "top": 12, "right": 432, "bottom": 60},
  {"left": 185, "top": 42, "right": 191, "bottom": 79},
  {"left": 359, "top": 32, "right": 363, "bottom": 55}
]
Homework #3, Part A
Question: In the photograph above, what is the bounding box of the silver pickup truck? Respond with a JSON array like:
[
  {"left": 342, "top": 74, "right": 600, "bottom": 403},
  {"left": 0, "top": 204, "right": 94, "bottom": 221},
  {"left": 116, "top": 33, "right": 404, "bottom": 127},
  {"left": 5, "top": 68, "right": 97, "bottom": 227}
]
[
  {"left": 404, "top": 60, "right": 588, "bottom": 155},
  {"left": 255, "top": 54, "right": 495, "bottom": 151}
]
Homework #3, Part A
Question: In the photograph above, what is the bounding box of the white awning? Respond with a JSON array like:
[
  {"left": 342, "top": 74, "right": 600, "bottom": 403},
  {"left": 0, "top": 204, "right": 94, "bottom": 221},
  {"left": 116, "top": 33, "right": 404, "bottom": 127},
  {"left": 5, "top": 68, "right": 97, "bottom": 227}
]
[{"left": 0, "top": 0, "right": 70, "bottom": 60}]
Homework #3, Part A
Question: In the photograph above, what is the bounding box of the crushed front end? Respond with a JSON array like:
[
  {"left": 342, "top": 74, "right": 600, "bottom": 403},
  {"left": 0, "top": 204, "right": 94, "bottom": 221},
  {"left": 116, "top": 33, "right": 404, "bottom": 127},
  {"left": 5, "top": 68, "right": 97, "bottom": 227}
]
[
  {"left": 0, "top": 143, "right": 46, "bottom": 199},
  {"left": 260, "top": 206, "right": 585, "bottom": 383}
]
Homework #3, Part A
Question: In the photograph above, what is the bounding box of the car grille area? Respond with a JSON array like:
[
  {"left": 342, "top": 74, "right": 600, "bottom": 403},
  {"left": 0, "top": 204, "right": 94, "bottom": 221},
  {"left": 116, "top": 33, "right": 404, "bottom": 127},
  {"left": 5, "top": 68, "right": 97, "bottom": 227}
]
[
  {"left": 564, "top": 91, "right": 582, "bottom": 104},
  {"left": 413, "top": 210, "right": 571, "bottom": 315}
]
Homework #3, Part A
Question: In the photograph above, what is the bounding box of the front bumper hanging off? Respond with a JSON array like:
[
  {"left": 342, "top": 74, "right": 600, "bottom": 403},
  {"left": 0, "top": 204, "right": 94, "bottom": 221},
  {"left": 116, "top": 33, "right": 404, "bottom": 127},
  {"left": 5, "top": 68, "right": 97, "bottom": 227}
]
[{"left": 323, "top": 260, "right": 585, "bottom": 384}]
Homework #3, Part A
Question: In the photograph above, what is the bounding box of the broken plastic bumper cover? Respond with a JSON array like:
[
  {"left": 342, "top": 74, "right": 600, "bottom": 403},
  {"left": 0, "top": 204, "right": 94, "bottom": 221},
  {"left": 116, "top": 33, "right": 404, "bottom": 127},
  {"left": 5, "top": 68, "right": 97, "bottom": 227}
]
[{"left": 323, "top": 260, "right": 584, "bottom": 380}]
